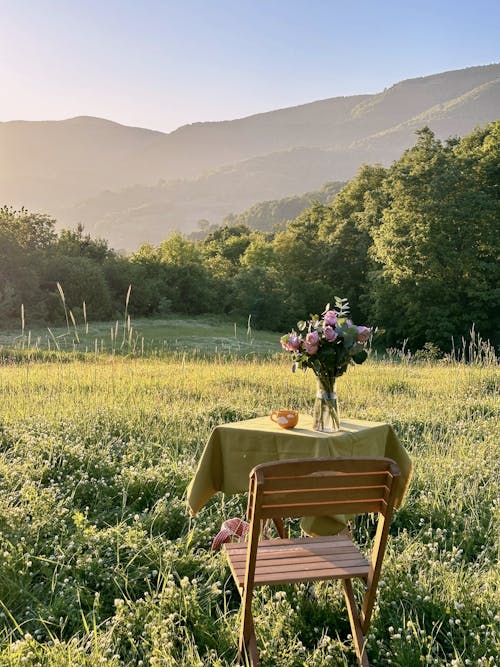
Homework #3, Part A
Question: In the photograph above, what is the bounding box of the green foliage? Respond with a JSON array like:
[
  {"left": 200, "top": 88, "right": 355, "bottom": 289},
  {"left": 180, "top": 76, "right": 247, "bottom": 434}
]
[
  {"left": 202, "top": 224, "right": 252, "bottom": 273},
  {"left": 0, "top": 231, "right": 45, "bottom": 322},
  {"left": 41, "top": 254, "right": 113, "bottom": 322},
  {"left": 272, "top": 203, "right": 335, "bottom": 320},
  {"left": 56, "top": 224, "right": 112, "bottom": 263},
  {"left": 370, "top": 123, "right": 500, "bottom": 348},
  {"left": 320, "top": 164, "right": 389, "bottom": 322},
  {"left": 0, "top": 206, "right": 56, "bottom": 250}
]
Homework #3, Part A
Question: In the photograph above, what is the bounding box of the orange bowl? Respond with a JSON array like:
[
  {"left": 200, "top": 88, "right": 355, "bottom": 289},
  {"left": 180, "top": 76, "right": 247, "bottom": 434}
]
[{"left": 270, "top": 410, "right": 299, "bottom": 429}]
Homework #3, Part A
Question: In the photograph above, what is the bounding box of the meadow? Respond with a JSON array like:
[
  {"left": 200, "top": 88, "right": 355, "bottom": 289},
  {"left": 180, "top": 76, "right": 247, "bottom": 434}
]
[{"left": 0, "top": 330, "right": 498, "bottom": 666}]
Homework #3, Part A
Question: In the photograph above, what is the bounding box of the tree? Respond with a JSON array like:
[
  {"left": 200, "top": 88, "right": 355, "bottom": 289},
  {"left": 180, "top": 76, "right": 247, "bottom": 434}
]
[
  {"left": 158, "top": 232, "right": 200, "bottom": 266},
  {"left": 319, "top": 164, "right": 388, "bottom": 323},
  {"left": 202, "top": 224, "right": 253, "bottom": 276},
  {"left": 56, "top": 224, "right": 112, "bottom": 263},
  {"left": 272, "top": 204, "right": 333, "bottom": 321},
  {"left": 41, "top": 255, "right": 113, "bottom": 323},
  {"left": 369, "top": 126, "right": 500, "bottom": 348},
  {"left": 231, "top": 264, "right": 287, "bottom": 329},
  {"left": 200, "top": 224, "right": 253, "bottom": 312},
  {"left": 0, "top": 206, "right": 56, "bottom": 250},
  {"left": 240, "top": 233, "right": 275, "bottom": 269},
  {"left": 129, "top": 244, "right": 170, "bottom": 316},
  {"left": 0, "top": 230, "right": 45, "bottom": 322},
  {"left": 0, "top": 207, "right": 52, "bottom": 323},
  {"left": 230, "top": 232, "right": 286, "bottom": 328}
]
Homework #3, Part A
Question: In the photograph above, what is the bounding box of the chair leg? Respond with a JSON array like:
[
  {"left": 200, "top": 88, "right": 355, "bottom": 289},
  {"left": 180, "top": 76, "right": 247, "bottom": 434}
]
[
  {"left": 238, "top": 606, "right": 260, "bottom": 666},
  {"left": 246, "top": 630, "right": 260, "bottom": 666},
  {"left": 238, "top": 628, "right": 260, "bottom": 666},
  {"left": 342, "top": 579, "right": 369, "bottom": 667},
  {"left": 272, "top": 517, "right": 286, "bottom": 538}
]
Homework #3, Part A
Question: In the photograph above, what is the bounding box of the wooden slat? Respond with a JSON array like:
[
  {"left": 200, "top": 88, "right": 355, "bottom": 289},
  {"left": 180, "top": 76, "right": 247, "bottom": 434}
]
[
  {"left": 230, "top": 554, "right": 368, "bottom": 575},
  {"left": 225, "top": 534, "right": 354, "bottom": 549},
  {"left": 263, "top": 471, "right": 392, "bottom": 492},
  {"left": 228, "top": 561, "right": 370, "bottom": 586},
  {"left": 260, "top": 498, "right": 385, "bottom": 519},
  {"left": 229, "top": 554, "right": 369, "bottom": 576},
  {"left": 254, "top": 456, "right": 399, "bottom": 480},
  {"left": 227, "top": 537, "right": 360, "bottom": 556},
  {"left": 262, "top": 484, "right": 389, "bottom": 506},
  {"left": 252, "top": 564, "right": 370, "bottom": 585},
  {"left": 252, "top": 555, "right": 367, "bottom": 574},
  {"left": 225, "top": 535, "right": 354, "bottom": 551},
  {"left": 227, "top": 538, "right": 366, "bottom": 562},
  {"left": 227, "top": 543, "right": 362, "bottom": 564},
  {"left": 230, "top": 566, "right": 371, "bottom": 589}
]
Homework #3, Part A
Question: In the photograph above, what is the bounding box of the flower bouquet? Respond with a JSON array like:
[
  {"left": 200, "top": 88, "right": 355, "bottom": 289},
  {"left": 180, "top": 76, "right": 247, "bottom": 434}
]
[{"left": 280, "top": 298, "right": 371, "bottom": 431}]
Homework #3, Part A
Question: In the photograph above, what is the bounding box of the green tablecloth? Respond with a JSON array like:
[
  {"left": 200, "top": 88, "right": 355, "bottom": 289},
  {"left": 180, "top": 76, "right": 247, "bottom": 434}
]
[{"left": 187, "top": 414, "right": 413, "bottom": 535}]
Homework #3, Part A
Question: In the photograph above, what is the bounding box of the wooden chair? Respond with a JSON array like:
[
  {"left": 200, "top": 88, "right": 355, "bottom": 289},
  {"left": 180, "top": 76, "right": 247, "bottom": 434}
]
[{"left": 223, "top": 456, "right": 401, "bottom": 667}]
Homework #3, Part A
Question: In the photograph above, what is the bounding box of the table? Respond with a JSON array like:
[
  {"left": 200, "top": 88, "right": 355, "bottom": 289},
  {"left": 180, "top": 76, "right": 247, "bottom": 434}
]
[{"left": 187, "top": 414, "right": 413, "bottom": 535}]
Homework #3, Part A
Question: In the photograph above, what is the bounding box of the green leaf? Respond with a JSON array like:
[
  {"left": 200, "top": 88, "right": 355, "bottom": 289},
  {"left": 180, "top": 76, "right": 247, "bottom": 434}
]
[{"left": 352, "top": 350, "right": 368, "bottom": 364}]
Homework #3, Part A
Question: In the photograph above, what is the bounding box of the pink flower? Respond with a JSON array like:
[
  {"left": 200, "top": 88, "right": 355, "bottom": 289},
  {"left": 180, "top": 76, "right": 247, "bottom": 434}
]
[
  {"left": 324, "top": 326, "right": 338, "bottom": 342},
  {"left": 280, "top": 333, "right": 301, "bottom": 351},
  {"left": 305, "top": 331, "right": 319, "bottom": 354},
  {"left": 357, "top": 326, "right": 371, "bottom": 344},
  {"left": 323, "top": 309, "right": 338, "bottom": 326}
]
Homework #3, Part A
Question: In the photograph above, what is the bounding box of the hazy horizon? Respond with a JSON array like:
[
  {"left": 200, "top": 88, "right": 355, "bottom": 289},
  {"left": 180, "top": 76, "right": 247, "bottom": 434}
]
[{"left": 1, "top": 0, "right": 499, "bottom": 133}]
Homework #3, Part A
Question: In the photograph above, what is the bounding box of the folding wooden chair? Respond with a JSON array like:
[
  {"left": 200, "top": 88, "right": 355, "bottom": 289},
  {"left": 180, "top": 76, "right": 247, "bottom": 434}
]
[{"left": 223, "top": 456, "right": 401, "bottom": 667}]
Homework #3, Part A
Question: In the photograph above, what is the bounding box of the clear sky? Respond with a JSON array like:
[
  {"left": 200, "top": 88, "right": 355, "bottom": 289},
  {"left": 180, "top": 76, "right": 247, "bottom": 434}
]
[{"left": 1, "top": 0, "right": 499, "bottom": 133}]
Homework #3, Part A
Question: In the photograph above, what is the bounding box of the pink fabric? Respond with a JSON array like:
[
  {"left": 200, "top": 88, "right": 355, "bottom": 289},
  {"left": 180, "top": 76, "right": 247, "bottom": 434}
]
[{"left": 211, "top": 518, "right": 249, "bottom": 551}]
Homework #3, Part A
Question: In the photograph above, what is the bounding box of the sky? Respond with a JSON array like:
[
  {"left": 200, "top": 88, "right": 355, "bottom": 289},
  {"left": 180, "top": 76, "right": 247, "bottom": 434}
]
[{"left": 1, "top": 0, "right": 499, "bottom": 133}]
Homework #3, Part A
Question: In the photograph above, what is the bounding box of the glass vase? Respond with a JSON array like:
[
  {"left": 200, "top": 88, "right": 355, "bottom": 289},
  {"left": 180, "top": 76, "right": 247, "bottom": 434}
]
[{"left": 312, "top": 375, "right": 340, "bottom": 432}]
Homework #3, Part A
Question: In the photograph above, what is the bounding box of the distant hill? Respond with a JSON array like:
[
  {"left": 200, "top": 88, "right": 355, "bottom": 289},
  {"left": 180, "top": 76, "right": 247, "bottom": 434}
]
[
  {"left": 219, "top": 181, "right": 345, "bottom": 233},
  {"left": 1, "top": 64, "right": 499, "bottom": 249},
  {"left": 0, "top": 116, "right": 163, "bottom": 209}
]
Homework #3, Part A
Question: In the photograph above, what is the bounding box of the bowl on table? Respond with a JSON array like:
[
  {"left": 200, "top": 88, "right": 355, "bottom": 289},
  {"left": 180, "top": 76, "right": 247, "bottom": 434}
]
[{"left": 270, "top": 410, "right": 299, "bottom": 429}]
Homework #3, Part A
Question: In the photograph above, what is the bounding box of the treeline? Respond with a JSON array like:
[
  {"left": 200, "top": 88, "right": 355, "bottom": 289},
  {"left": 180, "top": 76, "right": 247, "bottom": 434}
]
[
  {"left": 218, "top": 181, "right": 345, "bottom": 233},
  {"left": 1, "top": 124, "right": 498, "bottom": 350}
]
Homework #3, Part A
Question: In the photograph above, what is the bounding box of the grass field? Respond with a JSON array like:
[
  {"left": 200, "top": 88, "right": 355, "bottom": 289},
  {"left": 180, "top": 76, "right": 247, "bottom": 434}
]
[
  {"left": 0, "top": 316, "right": 279, "bottom": 357},
  {"left": 0, "top": 344, "right": 498, "bottom": 665}
]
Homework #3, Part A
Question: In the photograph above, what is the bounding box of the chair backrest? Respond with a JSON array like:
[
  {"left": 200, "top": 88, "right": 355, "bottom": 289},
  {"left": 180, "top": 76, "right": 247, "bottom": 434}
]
[{"left": 247, "top": 457, "right": 401, "bottom": 525}]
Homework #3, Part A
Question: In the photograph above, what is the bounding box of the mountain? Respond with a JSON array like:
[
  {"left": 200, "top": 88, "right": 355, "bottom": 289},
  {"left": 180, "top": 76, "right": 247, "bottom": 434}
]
[
  {"left": 1, "top": 64, "right": 499, "bottom": 249},
  {"left": 0, "top": 116, "right": 163, "bottom": 209}
]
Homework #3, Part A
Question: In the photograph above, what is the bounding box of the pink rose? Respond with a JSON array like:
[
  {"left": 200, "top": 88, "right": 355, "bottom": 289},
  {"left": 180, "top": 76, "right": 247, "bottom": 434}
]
[
  {"left": 305, "top": 331, "right": 319, "bottom": 354},
  {"left": 280, "top": 333, "right": 301, "bottom": 351},
  {"left": 357, "top": 326, "right": 371, "bottom": 344},
  {"left": 323, "top": 309, "right": 338, "bottom": 326},
  {"left": 324, "top": 326, "right": 338, "bottom": 342}
]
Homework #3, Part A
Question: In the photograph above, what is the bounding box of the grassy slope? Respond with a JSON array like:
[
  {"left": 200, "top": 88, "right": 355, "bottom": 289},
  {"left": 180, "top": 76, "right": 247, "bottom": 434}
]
[
  {"left": 0, "top": 355, "right": 498, "bottom": 666},
  {"left": 0, "top": 316, "right": 280, "bottom": 357}
]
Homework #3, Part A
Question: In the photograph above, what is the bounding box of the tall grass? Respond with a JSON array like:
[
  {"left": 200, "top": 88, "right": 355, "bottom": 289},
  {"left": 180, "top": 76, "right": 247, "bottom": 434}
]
[{"left": 0, "top": 351, "right": 498, "bottom": 666}]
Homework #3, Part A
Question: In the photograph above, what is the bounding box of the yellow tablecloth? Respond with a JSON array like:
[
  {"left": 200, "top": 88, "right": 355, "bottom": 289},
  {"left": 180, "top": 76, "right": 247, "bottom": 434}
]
[{"left": 187, "top": 414, "right": 413, "bottom": 535}]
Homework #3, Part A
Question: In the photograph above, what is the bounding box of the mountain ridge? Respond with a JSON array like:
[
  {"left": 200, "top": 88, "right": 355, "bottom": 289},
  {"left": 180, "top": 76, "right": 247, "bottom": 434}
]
[{"left": 1, "top": 63, "right": 499, "bottom": 249}]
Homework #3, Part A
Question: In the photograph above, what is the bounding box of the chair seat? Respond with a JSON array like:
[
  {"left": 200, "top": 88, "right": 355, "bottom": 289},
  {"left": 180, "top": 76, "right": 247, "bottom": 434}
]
[{"left": 224, "top": 534, "right": 369, "bottom": 590}]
